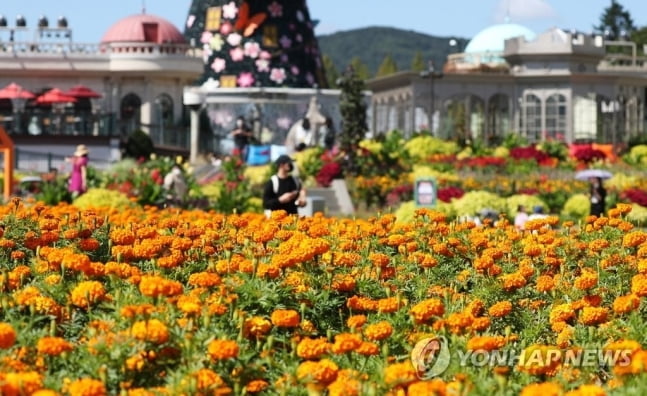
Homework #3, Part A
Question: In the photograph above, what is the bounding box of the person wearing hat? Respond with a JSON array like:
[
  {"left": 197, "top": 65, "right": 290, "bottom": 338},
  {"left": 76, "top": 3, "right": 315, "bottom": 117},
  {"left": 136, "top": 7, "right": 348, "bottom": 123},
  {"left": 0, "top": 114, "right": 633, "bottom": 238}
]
[
  {"left": 67, "top": 144, "right": 89, "bottom": 197},
  {"left": 262, "top": 155, "right": 306, "bottom": 216}
]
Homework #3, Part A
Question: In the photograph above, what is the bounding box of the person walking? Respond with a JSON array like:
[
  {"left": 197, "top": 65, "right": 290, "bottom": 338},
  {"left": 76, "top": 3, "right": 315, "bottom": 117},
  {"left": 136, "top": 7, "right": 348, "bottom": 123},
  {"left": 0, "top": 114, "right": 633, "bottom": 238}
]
[
  {"left": 231, "top": 116, "right": 253, "bottom": 159},
  {"left": 67, "top": 144, "right": 89, "bottom": 198},
  {"left": 262, "top": 155, "right": 306, "bottom": 216},
  {"left": 589, "top": 177, "right": 606, "bottom": 217},
  {"left": 514, "top": 205, "right": 529, "bottom": 230},
  {"left": 163, "top": 163, "right": 188, "bottom": 207}
]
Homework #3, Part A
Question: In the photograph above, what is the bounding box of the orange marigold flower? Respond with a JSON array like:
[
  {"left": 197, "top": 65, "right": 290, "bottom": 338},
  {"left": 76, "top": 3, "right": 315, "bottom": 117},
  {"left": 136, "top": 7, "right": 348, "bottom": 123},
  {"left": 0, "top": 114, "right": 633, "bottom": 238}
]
[
  {"left": 631, "top": 274, "right": 647, "bottom": 297},
  {"left": 573, "top": 268, "right": 598, "bottom": 290},
  {"left": 563, "top": 384, "right": 606, "bottom": 396},
  {"left": 384, "top": 362, "right": 417, "bottom": 387},
  {"left": 78, "top": 238, "right": 100, "bottom": 252},
  {"left": 296, "top": 359, "right": 339, "bottom": 385},
  {"left": 623, "top": 231, "right": 647, "bottom": 248},
  {"left": 66, "top": 378, "right": 106, "bottom": 396},
  {"left": 36, "top": 336, "right": 73, "bottom": 356},
  {"left": 131, "top": 319, "right": 170, "bottom": 344},
  {"left": 369, "top": 253, "right": 390, "bottom": 267},
  {"left": 331, "top": 332, "right": 362, "bottom": 354},
  {"left": 536, "top": 275, "right": 555, "bottom": 292},
  {"left": 243, "top": 316, "right": 272, "bottom": 339},
  {"left": 549, "top": 303, "right": 575, "bottom": 324},
  {"left": 207, "top": 339, "right": 239, "bottom": 360},
  {"left": 377, "top": 297, "right": 405, "bottom": 313},
  {"left": 270, "top": 309, "right": 300, "bottom": 328},
  {"left": 193, "top": 368, "right": 225, "bottom": 391},
  {"left": 520, "top": 382, "right": 562, "bottom": 396},
  {"left": 245, "top": 379, "right": 269, "bottom": 393},
  {"left": 347, "top": 315, "right": 367, "bottom": 330},
  {"left": 488, "top": 301, "right": 513, "bottom": 318},
  {"left": 410, "top": 298, "right": 444, "bottom": 323},
  {"left": 331, "top": 274, "right": 356, "bottom": 292},
  {"left": 363, "top": 321, "right": 393, "bottom": 341},
  {"left": 613, "top": 294, "right": 640, "bottom": 314},
  {"left": 471, "top": 316, "right": 491, "bottom": 332},
  {"left": 500, "top": 272, "right": 527, "bottom": 291},
  {"left": 0, "top": 323, "right": 17, "bottom": 348},
  {"left": 1, "top": 371, "right": 43, "bottom": 396},
  {"left": 518, "top": 345, "right": 562, "bottom": 376},
  {"left": 355, "top": 341, "right": 380, "bottom": 356},
  {"left": 188, "top": 272, "right": 221, "bottom": 288},
  {"left": 578, "top": 307, "right": 608, "bottom": 326},
  {"left": 70, "top": 281, "right": 106, "bottom": 308},
  {"left": 296, "top": 337, "right": 330, "bottom": 359},
  {"left": 466, "top": 335, "right": 506, "bottom": 351},
  {"left": 138, "top": 275, "right": 183, "bottom": 297}
]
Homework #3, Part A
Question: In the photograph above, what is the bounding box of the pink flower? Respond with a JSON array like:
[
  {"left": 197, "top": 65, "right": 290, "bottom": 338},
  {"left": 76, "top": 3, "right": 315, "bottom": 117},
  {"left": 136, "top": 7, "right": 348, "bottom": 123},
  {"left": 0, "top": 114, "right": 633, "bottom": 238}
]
[
  {"left": 211, "top": 57, "right": 226, "bottom": 73},
  {"left": 186, "top": 15, "right": 196, "bottom": 28},
  {"left": 222, "top": 1, "right": 238, "bottom": 19},
  {"left": 230, "top": 47, "right": 244, "bottom": 61},
  {"left": 295, "top": 34, "right": 303, "bottom": 43},
  {"left": 244, "top": 41, "right": 261, "bottom": 58},
  {"left": 270, "top": 68, "right": 286, "bottom": 84},
  {"left": 237, "top": 72, "right": 255, "bottom": 87},
  {"left": 220, "top": 22, "right": 233, "bottom": 35},
  {"left": 279, "top": 35, "right": 292, "bottom": 49},
  {"left": 306, "top": 73, "right": 315, "bottom": 86},
  {"left": 291, "top": 65, "right": 299, "bottom": 75},
  {"left": 268, "top": 1, "right": 283, "bottom": 17},
  {"left": 200, "top": 31, "right": 213, "bottom": 44},
  {"left": 259, "top": 51, "right": 272, "bottom": 60},
  {"left": 227, "top": 33, "right": 242, "bottom": 46},
  {"left": 255, "top": 58, "right": 270, "bottom": 72}
]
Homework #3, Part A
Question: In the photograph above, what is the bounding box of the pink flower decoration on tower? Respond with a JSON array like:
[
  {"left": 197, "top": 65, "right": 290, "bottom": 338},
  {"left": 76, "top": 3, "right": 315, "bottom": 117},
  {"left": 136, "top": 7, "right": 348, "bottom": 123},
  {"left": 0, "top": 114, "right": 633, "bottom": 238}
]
[
  {"left": 237, "top": 72, "right": 255, "bottom": 88},
  {"left": 227, "top": 33, "right": 242, "bottom": 46},
  {"left": 244, "top": 41, "right": 261, "bottom": 58},
  {"left": 222, "top": 2, "right": 238, "bottom": 19},
  {"left": 230, "top": 47, "right": 244, "bottom": 62},
  {"left": 200, "top": 31, "right": 213, "bottom": 44},
  {"left": 256, "top": 59, "right": 270, "bottom": 72},
  {"left": 270, "top": 68, "right": 287, "bottom": 84},
  {"left": 268, "top": 1, "right": 283, "bottom": 17},
  {"left": 220, "top": 22, "right": 233, "bottom": 36},
  {"left": 211, "top": 57, "right": 227, "bottom": 73}
]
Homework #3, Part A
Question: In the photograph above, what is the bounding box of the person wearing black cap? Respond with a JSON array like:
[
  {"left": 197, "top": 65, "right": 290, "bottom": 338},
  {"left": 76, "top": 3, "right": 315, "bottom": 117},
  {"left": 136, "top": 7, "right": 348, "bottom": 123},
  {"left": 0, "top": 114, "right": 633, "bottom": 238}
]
[{"left": 263, "top": 155, "right": 306, "bottom": 216}]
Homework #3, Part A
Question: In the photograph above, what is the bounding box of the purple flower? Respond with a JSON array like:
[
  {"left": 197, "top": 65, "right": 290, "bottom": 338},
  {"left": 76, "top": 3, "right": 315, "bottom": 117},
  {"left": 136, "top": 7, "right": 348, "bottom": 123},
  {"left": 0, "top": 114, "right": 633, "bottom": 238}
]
[
  {"left": 268, "top": 1, "right": 283, "bottom": 17},
  {"left": 270, "top": 68, "right": 286, "bottom": 84},
  {"left": 306, "top": 73, "right": 315, "bottom": 86},
  {"left": 237, "top": 72, "right": 255, "bottom": 87},
  {"left": 279, "top": 35, "right": 292, "bottom": 49},
  {"left": 291, "top": 65, "right": 300, "bottom": 75}
]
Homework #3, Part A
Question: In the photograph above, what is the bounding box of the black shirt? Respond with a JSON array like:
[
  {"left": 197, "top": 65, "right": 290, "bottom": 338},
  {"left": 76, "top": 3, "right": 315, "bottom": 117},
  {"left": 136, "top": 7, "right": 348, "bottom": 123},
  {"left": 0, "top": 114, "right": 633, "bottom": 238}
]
[{"left": 263, "top": 175, "right": 300, "bottom": 214}]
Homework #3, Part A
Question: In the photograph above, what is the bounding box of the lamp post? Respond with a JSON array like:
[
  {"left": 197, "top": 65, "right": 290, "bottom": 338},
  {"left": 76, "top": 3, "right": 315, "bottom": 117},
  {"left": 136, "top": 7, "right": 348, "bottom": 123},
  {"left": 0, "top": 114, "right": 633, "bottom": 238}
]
[{"left": 419, "top": 60, "right": 443, "bottom": 134}]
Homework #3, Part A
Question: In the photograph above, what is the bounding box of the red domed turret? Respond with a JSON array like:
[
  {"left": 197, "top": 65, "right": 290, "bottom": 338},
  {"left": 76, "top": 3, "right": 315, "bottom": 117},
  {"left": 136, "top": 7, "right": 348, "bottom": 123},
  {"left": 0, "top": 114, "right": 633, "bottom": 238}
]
[{"left": 101, "top": 14, "right": 185, "bottom": 44}]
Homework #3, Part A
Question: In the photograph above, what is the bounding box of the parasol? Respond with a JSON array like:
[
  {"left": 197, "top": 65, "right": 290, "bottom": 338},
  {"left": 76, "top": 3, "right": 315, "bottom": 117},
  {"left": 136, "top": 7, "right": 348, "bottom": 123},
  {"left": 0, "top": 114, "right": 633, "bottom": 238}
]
[
  {"left": 36, "top": 88, "right": 77, "bottom": 104},
  {"left": 0, "top": 83, "right": 36, "bottom": 100},
  {"left": 64, "top": 85, "right": 102, "bottom": 99},
  {"left": 574, "top": 169, "right": 613, "bottom": 181}
]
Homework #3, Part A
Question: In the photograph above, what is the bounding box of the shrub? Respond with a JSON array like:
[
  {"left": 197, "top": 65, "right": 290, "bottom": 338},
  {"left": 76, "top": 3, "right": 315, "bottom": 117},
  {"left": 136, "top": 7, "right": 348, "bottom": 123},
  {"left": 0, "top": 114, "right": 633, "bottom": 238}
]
[
  {"left": 73, "top": 188, "right": 135, "bottom": 209},
  {"left": 505, "top": 194, "right": 548, "bottom": 219},
  {"left": 451, "top": 190, "right": 506, "bottom": 218},
  {"left": 561, "top": 193, "right": 590, "bottom": 221}
]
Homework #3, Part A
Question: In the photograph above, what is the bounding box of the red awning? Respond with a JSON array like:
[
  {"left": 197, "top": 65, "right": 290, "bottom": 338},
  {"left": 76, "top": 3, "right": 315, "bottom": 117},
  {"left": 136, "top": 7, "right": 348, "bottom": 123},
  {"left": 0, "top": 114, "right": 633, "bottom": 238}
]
[
  {"left": 0, "top": 83, "right": 36, "bottom": 100},
  {"left": 64, "top": 85, "right": 102, "bottom": 99}
]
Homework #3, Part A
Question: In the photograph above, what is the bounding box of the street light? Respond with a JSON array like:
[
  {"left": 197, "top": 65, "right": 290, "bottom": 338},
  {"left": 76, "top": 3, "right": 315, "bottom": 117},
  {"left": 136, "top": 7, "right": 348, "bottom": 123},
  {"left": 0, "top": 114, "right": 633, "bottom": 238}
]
[{"left": 419, "top": 60, "right": 443, "bottom": 134}]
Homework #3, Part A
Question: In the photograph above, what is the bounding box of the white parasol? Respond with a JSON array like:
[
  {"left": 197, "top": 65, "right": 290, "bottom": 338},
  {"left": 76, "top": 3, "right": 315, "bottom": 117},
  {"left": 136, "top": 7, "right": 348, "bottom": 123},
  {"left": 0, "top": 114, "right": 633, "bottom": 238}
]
[{"left": 574, "top": 169, "right": 613, "bottom": 181}]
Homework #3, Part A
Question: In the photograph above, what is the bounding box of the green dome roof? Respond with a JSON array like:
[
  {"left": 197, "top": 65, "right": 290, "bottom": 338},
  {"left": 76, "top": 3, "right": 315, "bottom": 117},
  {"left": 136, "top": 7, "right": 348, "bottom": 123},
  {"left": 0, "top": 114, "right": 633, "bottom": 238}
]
[{"left": 465, "top": 23, "right": 536, "bottom": 53}]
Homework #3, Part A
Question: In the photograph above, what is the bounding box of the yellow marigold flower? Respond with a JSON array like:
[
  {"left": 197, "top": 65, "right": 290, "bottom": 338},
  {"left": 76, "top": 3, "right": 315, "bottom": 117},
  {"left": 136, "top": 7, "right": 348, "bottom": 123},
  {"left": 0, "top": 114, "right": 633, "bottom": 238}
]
[
  {"left": 194, "top": 368, "right": 225, "bottom": 391},
  {"left": 296, "top": 359, "right": 338, "bottom": 385},
  {"left": 549, "top": 303, "right": 575, "bottom": 324},
  {"left": 522, "top": 243, "right": 543, "bottom": 257},
  {"left": 0, "top": 322, "right": 17, "bottom": 349},
  {"left": 296, "top": 337, "right": 330, "bottom": 359},
  {"left": 578, "top": 307, "right": 608, "bottom": 326},
  {"left": 300, "top": 319, "right": 316, "bottom": 333},
  {"left": 488, "top": 301, "right": 513, "bottom": 318},
  {"left": 1, "top": 371, "right": 43, "bottom": 395},
  {"left": 328, "top": 377, "right": 361, "bottom": 396},
  {"left": 613, "top": 294, "right": 640, "bottom": 314},
  {"left": 270, "top": 309, "right": 300, "bottom": 328},
  {"left": 536, "top": 275, "right": 555, "bottom": 292},
  {"left": 70, "top": 281, "right": 106, "bottom": 308},
  {"left": 244, "top": 316, "right": 272, "bottom": 339},
  {"left": 331, "top": 332, "right": 362, "bottom": 354},
  {"left": 244, "top": 379, "right": 269, "bottom": 393},
  {"left": 556, "top": 326, "right": 574, "bottom": 348},
  {"left": 520, "top": 382, "right": 562, "bottom": 396},
  {"left": 31, "top": 390, "right": 58, "bottom": 396},
  {"left": 207, "top": 339, "right": 239, "bottom": 360},
  {"left": 466, "top": 335, "right": 506, "bottom": 351},
  {"left": 131, "top": 319, "right": 170, "bottom": 344},
  {"left": 631, "top": 274, "right": 647, "bottom": 296},
  {"left": 369, "top": 253, "right": 390, "bottom": 267},
  {"left": 518, "top": 345, "right": 562, "bottom": 376},
  {"left": 347, "top": 315, "right": 367, "bottom": 330},
  {"left": 138, "top": 275, "right": 183, "bottom": 297},
  {"left": 66, "top": 378, "right": 106, "bottom": 396},
  {"left": 37, "top": 336, "right": 73, "bottom": 356},
  {"left": 125, "top": 353, "right": 146, "bottom": 371},
  {"left": 623, "top": 231, "right": 647, "bottom": 248},
  {"left": 410, "top": 298, "right": 444, "bottom": 323},
  {"left": 363, "top": 321, "right": 393, "bottom": 341},
  {"left": 500, "top": 272, "right": 527, "bottom": 291}
]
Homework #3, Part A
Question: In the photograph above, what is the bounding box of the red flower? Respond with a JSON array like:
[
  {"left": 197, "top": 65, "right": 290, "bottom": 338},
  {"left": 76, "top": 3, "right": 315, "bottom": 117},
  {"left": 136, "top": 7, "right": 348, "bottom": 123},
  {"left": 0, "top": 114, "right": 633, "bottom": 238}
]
[
  {"left": 437, "top": 186, "right": 465, "bottom": 203},
  {"left": 316, "top": 162, "right": 342, "bottom": 188}
]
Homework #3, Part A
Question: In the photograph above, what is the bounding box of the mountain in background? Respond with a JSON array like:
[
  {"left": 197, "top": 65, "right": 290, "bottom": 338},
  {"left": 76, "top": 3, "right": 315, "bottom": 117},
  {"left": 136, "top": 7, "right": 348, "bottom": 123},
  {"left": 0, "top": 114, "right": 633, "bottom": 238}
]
[{"left": 317, "top": 27, "right": 469, "bottom": 77}]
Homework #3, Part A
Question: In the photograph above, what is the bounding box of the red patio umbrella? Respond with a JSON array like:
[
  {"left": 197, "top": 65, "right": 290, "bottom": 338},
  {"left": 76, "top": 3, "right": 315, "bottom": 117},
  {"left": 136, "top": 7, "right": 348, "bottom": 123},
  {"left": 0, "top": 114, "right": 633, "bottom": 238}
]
[
  {"left": 36, "top": 88, "right": 77, "bottom": 104},
  {"left": 64, "top": 85, "right": 102, "bottom": 99},
  {"left": 0, "top": 83, "right": 36, "bottom": 100}
]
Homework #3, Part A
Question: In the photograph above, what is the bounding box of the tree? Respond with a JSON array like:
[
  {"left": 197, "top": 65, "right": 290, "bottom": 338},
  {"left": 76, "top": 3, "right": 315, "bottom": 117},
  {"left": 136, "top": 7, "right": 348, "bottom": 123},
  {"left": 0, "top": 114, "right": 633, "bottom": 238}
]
[
  {"left": 631, "top": 26, "right": 647, "bottom": 50},
  {"left": 322, "top": 54, "right": 339, "bottom": 88},
  {"left": 337, "top": 66, "right": 368, "bottom": 175},
  {"left": 348, "top": 57, "right": 371, "bottom": 81},
  {"left": 375, "top": 53, "right": 398, "bottom": 77},
  {"left": 594, "top": 0, "right": 636, "bottom": 40},
  {"left": 410, "top": 51, "right": 426, "bottom": 72}
]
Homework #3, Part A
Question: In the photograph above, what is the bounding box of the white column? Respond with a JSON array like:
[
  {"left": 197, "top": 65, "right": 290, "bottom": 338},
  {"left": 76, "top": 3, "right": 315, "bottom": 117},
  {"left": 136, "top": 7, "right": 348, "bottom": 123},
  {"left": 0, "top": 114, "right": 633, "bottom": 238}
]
[{"left": 190, "top": 106, "right": 200, "bottom": 164}]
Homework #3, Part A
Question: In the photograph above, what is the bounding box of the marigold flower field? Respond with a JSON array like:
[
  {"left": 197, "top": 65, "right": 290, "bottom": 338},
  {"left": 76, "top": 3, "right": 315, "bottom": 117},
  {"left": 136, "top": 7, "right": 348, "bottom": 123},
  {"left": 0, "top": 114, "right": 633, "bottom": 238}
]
[{"left": 1, "top": 198, "right": 647, "bottom": 395}]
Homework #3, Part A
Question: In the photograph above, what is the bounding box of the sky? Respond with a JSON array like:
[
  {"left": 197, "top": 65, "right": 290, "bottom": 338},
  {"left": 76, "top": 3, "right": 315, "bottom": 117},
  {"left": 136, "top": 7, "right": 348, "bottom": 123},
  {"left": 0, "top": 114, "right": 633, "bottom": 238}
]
[{"left": 1, "top": 0, "right": 647, "bottom": 44}]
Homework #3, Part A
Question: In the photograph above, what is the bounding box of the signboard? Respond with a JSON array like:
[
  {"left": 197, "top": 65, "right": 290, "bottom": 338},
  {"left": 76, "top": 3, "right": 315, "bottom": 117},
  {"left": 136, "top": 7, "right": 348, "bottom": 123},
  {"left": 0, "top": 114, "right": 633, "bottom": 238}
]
[{"left": 414, "top": 177, "right": 437, "bottom": 208}]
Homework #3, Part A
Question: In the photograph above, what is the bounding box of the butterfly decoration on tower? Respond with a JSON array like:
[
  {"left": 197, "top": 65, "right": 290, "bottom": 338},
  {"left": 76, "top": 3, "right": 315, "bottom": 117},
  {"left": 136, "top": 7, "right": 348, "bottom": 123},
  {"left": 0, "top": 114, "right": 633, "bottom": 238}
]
[{"left": 235, "top": 0, "right": 268, "bottom": 37}]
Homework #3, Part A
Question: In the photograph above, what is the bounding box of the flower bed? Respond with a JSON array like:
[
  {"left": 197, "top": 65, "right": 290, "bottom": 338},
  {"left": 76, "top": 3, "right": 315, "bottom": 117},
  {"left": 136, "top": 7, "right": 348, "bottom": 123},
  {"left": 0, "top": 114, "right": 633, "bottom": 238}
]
[{"left": 0, "top": 200, "right": 646, "bottom": 394}]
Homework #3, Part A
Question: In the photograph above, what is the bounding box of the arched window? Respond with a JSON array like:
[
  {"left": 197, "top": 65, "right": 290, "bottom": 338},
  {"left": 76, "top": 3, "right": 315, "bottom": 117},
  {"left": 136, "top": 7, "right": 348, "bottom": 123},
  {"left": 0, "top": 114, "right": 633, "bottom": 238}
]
[
  {"left": 487, "top": 94, "right": 510, "bottom": 144},
  {"left": 154, "top": 94, "right": 174, "bottom": 127},
  {"left": 545, "top": 94, "right": 567, "bottom": 141},
  {"left": 523, "top": 94, "right": 541, "bottom": 142},
  {"left": 120, "top": 93, "right": 142, "bottom": 134}
]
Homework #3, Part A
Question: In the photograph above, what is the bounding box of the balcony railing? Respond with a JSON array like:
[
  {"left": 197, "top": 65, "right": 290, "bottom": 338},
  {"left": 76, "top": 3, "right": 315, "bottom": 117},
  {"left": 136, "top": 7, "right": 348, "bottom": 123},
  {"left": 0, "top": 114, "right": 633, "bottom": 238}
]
[{"left": 0, "top": 41, "right": 198, "bottom": 58}]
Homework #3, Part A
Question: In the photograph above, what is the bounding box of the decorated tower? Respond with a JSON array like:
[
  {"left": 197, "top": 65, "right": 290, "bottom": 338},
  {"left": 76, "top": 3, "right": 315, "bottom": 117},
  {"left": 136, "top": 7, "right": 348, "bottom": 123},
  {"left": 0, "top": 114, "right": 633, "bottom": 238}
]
[{"left": 185, "top": 0, "right": 327, "bottom": 88}]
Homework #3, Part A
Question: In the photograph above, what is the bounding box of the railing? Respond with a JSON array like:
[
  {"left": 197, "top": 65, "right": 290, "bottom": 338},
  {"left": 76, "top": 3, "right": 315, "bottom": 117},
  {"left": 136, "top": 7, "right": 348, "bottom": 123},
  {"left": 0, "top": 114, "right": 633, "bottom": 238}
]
[
  {"left": 14, "top": 149, "right": 113, "bottom": 173},
  {"left": 1, "top": 111, "right": 117, "bottom": 137},
  {"left": 0, "top": 41, "right": 198, "bottom": 58}
]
